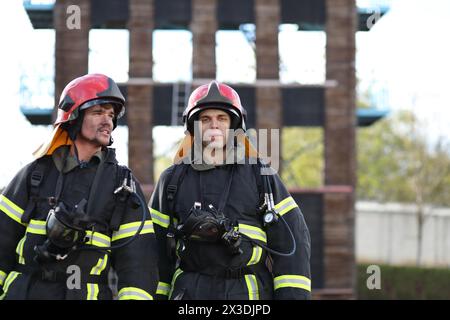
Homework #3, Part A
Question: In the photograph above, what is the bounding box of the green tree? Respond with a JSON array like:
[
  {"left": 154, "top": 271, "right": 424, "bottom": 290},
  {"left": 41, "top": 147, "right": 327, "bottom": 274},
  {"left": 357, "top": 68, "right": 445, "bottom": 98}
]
[
  {"left": 281, "top": 128, "right": 323, "bottom": 188},
  {"left": 357, "top": 110, "right": 450, "bottom": 265},
  {"left": 357, "top": 110, "right": 450, "bottom": 206},
  {"left": 280, "top": 111, "right": 450, "bottom": 266}
]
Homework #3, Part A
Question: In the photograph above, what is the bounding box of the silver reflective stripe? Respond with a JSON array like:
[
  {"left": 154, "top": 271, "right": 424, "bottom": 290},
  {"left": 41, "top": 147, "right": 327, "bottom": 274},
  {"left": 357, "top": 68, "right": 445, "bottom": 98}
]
[
  {"left": 274, "top": 197, "right": 298, "bottom": 216},
  {"left": 3, "top": 271, "right": 21, "bottom": 294},
  {"left": 150, "top": 208, "right": 170, "bottom": 228},
  {"left": 247, "top": 246, "right": 263, "bottom": 266},
  {"left": 85, "top": 232, "right": 111, "bottom": 248},
  {"left": 238, "top": 224, "right": 267, "bottom": 243},
  {"left": 244, "top": 275, "right": 259, "bottom": 300},
  {"left": 0, "top": 195, "right": 24, "bottom": 225},
  {"left": 15, "top": 235, "right": 27, "bottom": 265},
  {"left": 0, "top": 270, "right": 7, "bottom": 286},
  {"left": 274, "top": 275, "right": 311, "bottom": 292},
  {"left": 27, "top": 220, "right": 46, "bottom": 235},
  {"left": 90, "top": 254, "right": 108, "bottom": 276},
  {"left": 87, "top": 283, "right": 99, "bottom": 300},
  {"left": 156, "top": 282, "right": 170, "bottom": 296},
  {"left": 112, "top": 220, "right": 154, "bottom": 241},
  {"left": 118, "top": 287, "right": 153, "bottom": 300}
]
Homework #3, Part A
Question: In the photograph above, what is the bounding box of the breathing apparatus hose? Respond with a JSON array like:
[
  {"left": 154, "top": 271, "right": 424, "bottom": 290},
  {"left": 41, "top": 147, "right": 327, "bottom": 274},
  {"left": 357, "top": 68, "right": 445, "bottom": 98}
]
[
  {"left": 240, "top": 168, "right": 297, "bottom": 257},
  {"left": 74, "top": 189, "right": 148, "bottom": 253},
  {"left": 240, "top": 214, "right": 297, "bottom": 257}
]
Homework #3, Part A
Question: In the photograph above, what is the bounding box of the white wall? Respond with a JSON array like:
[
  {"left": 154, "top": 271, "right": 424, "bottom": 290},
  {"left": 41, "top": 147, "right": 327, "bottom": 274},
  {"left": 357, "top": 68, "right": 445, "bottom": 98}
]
[{"left": 356, "top": 201, "right": 450, "bottom": 267}]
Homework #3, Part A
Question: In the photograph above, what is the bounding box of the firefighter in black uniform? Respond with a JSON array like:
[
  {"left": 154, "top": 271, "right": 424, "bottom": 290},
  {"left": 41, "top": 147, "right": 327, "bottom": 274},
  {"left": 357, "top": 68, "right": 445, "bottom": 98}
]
[
  {"left": 0, "top": 74, "right": 158, "bottom": 300},
  {"left": 150, "top": 81, "right": 311, "bottom": 300}
]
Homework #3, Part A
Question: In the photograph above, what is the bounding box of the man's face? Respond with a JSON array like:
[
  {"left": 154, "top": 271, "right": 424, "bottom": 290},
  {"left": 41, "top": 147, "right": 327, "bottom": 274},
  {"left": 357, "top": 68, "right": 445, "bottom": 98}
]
[
  {"left": 79, "top": 104, "right": 115, "bottom": 147},
  {"left": 198, "top": 108, "right": 231, "bottom": 149}
]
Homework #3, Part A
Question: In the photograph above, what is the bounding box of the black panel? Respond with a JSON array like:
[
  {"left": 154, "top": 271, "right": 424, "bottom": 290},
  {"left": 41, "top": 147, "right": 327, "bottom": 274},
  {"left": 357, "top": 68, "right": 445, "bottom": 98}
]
[
  {"left": 281, "top": 0, "right": 326, "bottom": 30},
  {"left": 117, "top": 85, "right": 128, "bottom": 126},
  {"left": 155, "top": 0, "right": 191, "bottom": 30},
  {"left": 23, "top": 113, "right": 53, "bottom": 126},
  {"left": 24, "top": 1, "right": 383, "bottom": 31},
  {"left": 291, "top": 192, "right": 324, "bottom": 289},
  {"left": 91, "top": 0, "right": 129, "bottom": 29},
  {"left": 217, "top": 0, "right": 254, "bottom": 30},
  {"left": 25, "top": 85, "right": 392, "bottom": 131},
  {"left": 357, "top": 115, "right": 383, "bottom": 127},
  {"left": 282, "top": 87, "right": 324, "bottom": 126},
  {"left": 25, "top": 8, "right": 53, "bottom": 29},
  {"left": 153, "top": 84, "right": 174, "bottom": 126}
]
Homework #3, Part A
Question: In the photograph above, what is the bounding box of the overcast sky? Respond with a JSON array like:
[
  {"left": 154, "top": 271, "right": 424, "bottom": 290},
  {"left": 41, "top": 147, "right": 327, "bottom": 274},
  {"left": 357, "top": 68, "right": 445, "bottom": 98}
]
[{"left": 0, "top": 0, "right": 449, "bottom": 187}]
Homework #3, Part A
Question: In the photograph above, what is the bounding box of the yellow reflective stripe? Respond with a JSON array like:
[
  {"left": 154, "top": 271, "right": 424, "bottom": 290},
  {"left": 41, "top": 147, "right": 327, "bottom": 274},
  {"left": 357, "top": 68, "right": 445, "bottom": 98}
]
[
  {"left": 90, "top": 254, "right": 108, "bottom": 276},
  {"left": 244, "top": 275, "right": 259, "bottom": 300},
  {"left": 274, "top": 196, "right": 293, "bottom": 209},
  {"left": 156, "top": 281, "right": 171, "bottom": 296},
  {"left": 87, "top": 283, "right": 99, "bottom": 300},
  {"left": 0, "top": 195, "right": 25, "bottom": 225},
  {"left": 247, "top": 245, "right": 263, "bottom": 266},
  {"left": 274, "top": 196, "right": 298, "bottom": 216},
  {"left": 168, "top": 268, "right": 183, "bottom": 299},
  {"left": 238, "top": 224, "right": 267, "bottom": 243},
  {"left": 274, "top": 275, "right": 311, "bottom": 292},
  {"left": 150, "top": 208, "right": 170, "bottom": 228},
  {"left": 15, "top": 235, "right": 27, "bottom": 265},
  {"left": 118, "top": 287, "right": 153, "bottom": 300},
  {"left": 85, "top": 231, "right": 111, "bottom": 248},
  {"left": 278, "top": 203, "right": 298, "bottom": 216},
  {"left": 26, "top": 219, "right": 46, "bottom": 235},
  {"left": 112, "top": 220, "right": 154, "bottom": 242},
  {"left": 3, "top": 271, "right": 21, "bottom": 294},
  {"left": 0, "top": 270, "right": 6, "bottom": 287}
]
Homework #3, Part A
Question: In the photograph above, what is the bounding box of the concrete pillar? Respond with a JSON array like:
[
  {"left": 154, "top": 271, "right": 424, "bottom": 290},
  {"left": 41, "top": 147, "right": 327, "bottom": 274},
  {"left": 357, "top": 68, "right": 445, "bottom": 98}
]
[
  {"left": 255, "top": 0, "right": 282, "bottom": 169},
  {"left": 128, "top": 0, "right": 154, "bottom": 186},
  {"left": 324, "top": 0, "right": 357, "bottom": 294},
  {"left": 191, "top": 0, "right": 217, "bottom": 79},
  {"left": 54, "top": 0, "right": 90, "bottom": 118}
]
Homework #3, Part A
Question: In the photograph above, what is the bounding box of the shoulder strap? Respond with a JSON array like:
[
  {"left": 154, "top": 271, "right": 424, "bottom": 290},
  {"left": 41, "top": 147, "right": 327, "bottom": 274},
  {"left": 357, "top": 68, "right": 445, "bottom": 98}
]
[
  {"left": 166, "top": 164, "right": 189, "bottom": 222},
  {"left": 110, "top": 165, "right": 131, "bottom": 231},
  {"left": 21, "top": 158, "right": 51, "bottom": 224},
  {"left": 164, "top": 164, "right": 188, "bottom": 263},
  {"left": 252, "top": 160, "right": 264, "bottom": 200}
]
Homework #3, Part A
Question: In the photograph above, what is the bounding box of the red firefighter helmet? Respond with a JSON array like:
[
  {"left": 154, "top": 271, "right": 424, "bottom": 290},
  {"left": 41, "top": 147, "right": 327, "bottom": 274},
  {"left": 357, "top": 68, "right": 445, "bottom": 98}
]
[
  {"left": 183, "top": 81, "right": 247, "bottom": 134},
  {"left": 33, "top": 74, "right": 125, "bottom": 159},
  {"left": 55, "top": 73, "right": 125, "bottom": 129}
]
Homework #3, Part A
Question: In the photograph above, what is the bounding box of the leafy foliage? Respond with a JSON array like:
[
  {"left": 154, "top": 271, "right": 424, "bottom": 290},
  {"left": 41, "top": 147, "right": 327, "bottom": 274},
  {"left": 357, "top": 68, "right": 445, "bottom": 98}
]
[{"left": 357, "top": 263, "right": 450, "bottom": 300}]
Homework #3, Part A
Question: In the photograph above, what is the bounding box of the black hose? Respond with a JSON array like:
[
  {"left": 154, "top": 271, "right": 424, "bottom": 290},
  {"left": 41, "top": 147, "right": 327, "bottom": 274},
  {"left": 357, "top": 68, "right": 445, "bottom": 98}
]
[
  {"left": 240, "top": 213, "right": 296, "bottom": 257},
  {"left": 75, "top": 191, "right": 148, "bottom": 253}
]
